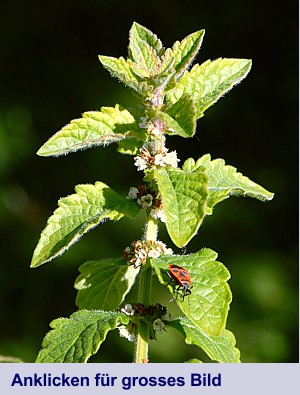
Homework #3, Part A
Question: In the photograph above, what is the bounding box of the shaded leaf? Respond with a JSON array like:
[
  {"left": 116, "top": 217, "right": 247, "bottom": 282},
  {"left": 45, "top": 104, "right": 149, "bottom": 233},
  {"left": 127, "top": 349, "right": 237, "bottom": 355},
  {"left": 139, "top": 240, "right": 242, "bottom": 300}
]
[
  {"left": 75, "top": 258, "right": 139, "bottom": 310},
  {"left": 31, "top": 182, "right": 139, "bottom": 267},
  {"left": 163, "top": 94, "right": 197, "bottom": 137},
  {"left": 117, "top": 136, "right": 144, "bottom": 155},
  {"left": 36, "top": 310, "right": 128, "bottom": 362}
]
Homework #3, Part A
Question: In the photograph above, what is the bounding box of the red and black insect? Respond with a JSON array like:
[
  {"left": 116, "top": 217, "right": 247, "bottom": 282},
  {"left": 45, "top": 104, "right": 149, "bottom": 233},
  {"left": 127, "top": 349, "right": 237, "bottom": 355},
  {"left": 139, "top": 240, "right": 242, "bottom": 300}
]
[{"left": 165, "top": 264, "right": 192, "bottom": 301}]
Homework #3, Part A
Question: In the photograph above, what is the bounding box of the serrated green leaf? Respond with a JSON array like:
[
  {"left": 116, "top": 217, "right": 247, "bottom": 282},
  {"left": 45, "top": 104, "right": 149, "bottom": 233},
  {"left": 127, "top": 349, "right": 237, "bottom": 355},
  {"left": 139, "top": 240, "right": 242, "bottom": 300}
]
[
  {"left": 128, "top": 24, "right": 160, "bottom": 76},
  {"left": 31, "top": 182, "right": 139, "bottom": 268},
  {"left": 154, "top": 166, "right": 208, "bottom": 247},
  {"left": 152, "top": 248, "right": 232, "bottom": 336},
  {"left": 128, "top": 22, "right": 164, "bottom": 60},
  {"left": 163, "top": 30, "right": 205, "bottom": 79},
  {"left": 162, "top": 94, "right": 197, "bottom": 138},
  {"left": 158, "top": 57, "right": 175, "bottom": 75},
  {"left": 130, "top": 64, "right": 151, "bottom": 78},
  {"left": 99, "top": 55, "right": 149, "bottom": 96},
  {"left": 37, "top": 105, "right": 138, "bottom": 157},
  {"left": 75, "top": 258, "right": 139, "bottom": 310},
  {"left": 168, "top": 317, "right": 240, "bottom": 363},
  {"left": 167, "top": 58, "right": 252, "bottom": 118},
  {"left": 36, "top": 310, "right": 129, "bottom": 362},
  {"left": 183, "top": 154, "right": 274, "bottom": 214}
]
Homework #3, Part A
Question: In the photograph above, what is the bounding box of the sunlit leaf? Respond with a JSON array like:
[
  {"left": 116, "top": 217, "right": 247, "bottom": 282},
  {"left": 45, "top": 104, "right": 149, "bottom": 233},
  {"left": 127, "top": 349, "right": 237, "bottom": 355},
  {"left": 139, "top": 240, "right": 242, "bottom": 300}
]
[
  {"left": 37, "top": 105, "right": 138, "bottom": 157},
  {"left": 128, "top": 22, "right": 161, "bottom": 75},
  {"left": 99, "top": 56, "right": 149, "bottom": 95},
  {"left": 167, "top": 58, "right": 252, "bottom": 118},
  {"left": 163, "top": 30, "right": 205, "bottom": 78},
  {"left": 31, "top": 182, "right": 139, "bottom": 267},
  {"left": 154, "top": 166, "right": 208, "bottom": 247},
  {"left": 36, "top": 310, "right": 129, "bottom": 362},
  {"left": 183, "top": 154, "right": 274, "bottom": 214}
]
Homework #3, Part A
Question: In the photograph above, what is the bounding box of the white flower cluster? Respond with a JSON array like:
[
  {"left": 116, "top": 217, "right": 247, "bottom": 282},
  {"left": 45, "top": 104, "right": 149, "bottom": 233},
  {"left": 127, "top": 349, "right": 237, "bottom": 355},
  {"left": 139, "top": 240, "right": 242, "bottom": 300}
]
[
  {"left": 134, "top": 146, "right": 180, "bottom": 172},
  {"left": 127, "top": 186, "right": 166, "bottom": 223},
  {"left": 118, "top": 303, "right": 172, "bottom": 342},
  {"left": 123, "top": 240, "right": 173, "bottom": 268},
  {"left": 136, "top": 115, "right": 180, "bottom": 171}
]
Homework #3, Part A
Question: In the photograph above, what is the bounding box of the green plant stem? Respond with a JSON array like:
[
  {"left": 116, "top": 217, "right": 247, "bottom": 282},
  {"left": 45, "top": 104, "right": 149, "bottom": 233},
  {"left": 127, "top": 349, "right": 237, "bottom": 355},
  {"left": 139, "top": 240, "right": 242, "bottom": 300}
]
[
  {"left": 134, "top": 215, "right": 158, "bottom": 363},
  {"left": 143, "top": 215, "right": 158, "bottom": 242},
  {"left": 135, "top": 265, "right": 152, "bottom": 363}
]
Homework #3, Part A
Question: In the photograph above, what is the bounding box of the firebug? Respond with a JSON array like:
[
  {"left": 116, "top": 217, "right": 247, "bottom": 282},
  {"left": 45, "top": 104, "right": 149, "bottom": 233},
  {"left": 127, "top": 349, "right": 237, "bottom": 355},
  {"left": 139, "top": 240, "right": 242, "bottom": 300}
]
[{"left": 165, "top": 264, "right": 192, "bottom": 301}]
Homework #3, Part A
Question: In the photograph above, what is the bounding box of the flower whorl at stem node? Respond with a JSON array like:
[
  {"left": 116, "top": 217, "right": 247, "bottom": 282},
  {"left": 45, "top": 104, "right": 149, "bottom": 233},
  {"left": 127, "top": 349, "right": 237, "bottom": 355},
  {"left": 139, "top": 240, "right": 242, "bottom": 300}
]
[
  {"left": 118, "top": 303, "right": 171, "bottom": 342},
  {"left": 134, "top": 145, "right": 180, "bottom": 171},
  {"left": 123, "top": 240, "right": 173, "bottom": 268},
  {"left": 127, "top": 184, "right": 166, "bottom": 222},
  {"left": 134, "top": 115, "right": 180, "bottom": 172}
]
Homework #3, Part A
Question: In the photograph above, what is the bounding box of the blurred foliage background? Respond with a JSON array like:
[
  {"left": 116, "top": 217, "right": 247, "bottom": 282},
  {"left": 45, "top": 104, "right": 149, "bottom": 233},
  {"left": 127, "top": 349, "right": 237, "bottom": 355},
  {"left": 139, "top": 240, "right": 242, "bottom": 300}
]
[{"left": 0, "top": 0, "right": 298, "bottom": 363}]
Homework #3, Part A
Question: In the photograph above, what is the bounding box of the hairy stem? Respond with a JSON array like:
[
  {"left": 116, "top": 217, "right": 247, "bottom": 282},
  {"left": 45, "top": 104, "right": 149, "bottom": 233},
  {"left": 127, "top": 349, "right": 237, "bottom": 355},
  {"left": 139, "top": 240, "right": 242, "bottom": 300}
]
[
  {"left": 134, "top": 215, "right": 158, "bottom": 363},
  {"left": 143, "top": 215, "right": 158, "bottom": 242}
]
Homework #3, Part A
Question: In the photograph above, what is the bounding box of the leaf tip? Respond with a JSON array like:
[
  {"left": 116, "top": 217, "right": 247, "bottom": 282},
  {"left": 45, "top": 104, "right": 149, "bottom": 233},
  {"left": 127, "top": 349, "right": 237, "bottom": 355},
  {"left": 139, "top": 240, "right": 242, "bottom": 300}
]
[
  {"left": 30, "top": 258, "right": 40, "bottom": 269},
  {"left": 266, "top": 191, "right": 275, "bottom": 201},
  {"left": 36, "top": 147, "right": 47, "bottom": 157}
]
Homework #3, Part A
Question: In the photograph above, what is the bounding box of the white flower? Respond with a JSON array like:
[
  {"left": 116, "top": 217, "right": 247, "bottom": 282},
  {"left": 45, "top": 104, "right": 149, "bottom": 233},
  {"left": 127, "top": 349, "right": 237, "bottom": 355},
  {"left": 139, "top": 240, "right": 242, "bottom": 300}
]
[
  {"left": 137, "top": 194, "right": 153, "bottom": 209},
  {"left": 154, "top": 153, "right": 166, "bottom": 167},
  {"left": 127, "top": 333, "right": 136, "bottom": 342},
  {"left": 127, "top": 187, "right": 139, "bottom": 199},
  {"left": 118, "top": 326, "right": 136, "bottom": 342},
  {"left": 150, "top": 207, "right": 166, "bottom": 223},
  {"left": 121, "top": 304, "right": 135, "bottom": 316},
  {"left": 153, "top": 319, "right": 165, "bottom": 334},
  {"left": 155, "top": 240, "right": 173, "bottom": 255},
  {"left": 164, "top": 247, "right": 174, "bottom": 255},
  {"left": 134, "top": 156, "right": 148, "bottom": 171},
  {"left": 148, "top": 249, "right": 161, "bottom": 258},
  {"left": 136, "top": 249, "right": 148, "bottom": 262},
  {"left": 164, "top": 150, "right": 180, "bottom": 168},
  {"left": 133, "top": 257, "right": 142, "bottom": 267}
]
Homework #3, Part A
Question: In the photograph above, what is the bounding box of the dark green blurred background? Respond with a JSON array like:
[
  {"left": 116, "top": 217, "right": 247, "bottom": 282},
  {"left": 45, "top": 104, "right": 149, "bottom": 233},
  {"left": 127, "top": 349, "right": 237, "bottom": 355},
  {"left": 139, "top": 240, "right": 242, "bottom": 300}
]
[{"left": 0, "top": 0, "right": 298, "bottom": 362}]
